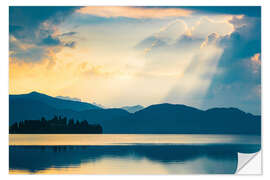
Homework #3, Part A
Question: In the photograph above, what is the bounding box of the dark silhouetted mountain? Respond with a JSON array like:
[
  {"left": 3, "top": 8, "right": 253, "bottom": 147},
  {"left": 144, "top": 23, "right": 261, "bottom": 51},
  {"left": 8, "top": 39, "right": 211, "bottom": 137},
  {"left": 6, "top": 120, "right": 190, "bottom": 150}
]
[
  {"left": 10, "top": 98, "right": 60, "bottom": 125},
  {"left": 10, "top": 91, "right": 100, "bottom": 111},
  {"left": 9, "top": 93, "right": 130, "bottom": 129},
  {"left": 9, "top": 97, "right": 129, "bottom": 127},
  {"left": 113, "top": 103, "right": 204, "bottom": 134},
  {"left": 114, "top": 103, "right": 260, "bottom": 134},
  {"left": 9, "top": 92, "right": 261, "bottom": 134},
  {"left": 121, "top": 105, "right": 144, "bottom": 113}
]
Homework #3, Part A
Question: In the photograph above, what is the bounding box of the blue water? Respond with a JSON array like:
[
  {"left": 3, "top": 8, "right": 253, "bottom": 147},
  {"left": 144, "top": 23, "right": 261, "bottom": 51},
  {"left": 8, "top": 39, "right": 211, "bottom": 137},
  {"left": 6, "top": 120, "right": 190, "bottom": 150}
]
[{"left": 9, "top": 134, "right": 261, "bottom": 174}]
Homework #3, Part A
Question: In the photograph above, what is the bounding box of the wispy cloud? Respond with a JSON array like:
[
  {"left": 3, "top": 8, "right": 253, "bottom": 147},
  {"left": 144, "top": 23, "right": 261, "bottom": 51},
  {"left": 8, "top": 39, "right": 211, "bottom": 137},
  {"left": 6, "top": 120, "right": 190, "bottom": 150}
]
[
  {"left": 76, "top": 7, "right": 193, "bottom": 19},
  {"left": 143, "top": 19, "right": 189, "bottom": 55},
  {"left": 59, "top": 31, "right": 77, "bottom": 37}
]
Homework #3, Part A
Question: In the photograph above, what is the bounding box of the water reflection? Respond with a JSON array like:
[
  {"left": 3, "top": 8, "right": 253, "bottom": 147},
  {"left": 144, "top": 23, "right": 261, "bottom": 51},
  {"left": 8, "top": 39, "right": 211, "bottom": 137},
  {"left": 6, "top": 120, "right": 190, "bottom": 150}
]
[
  {"left": 9, "top": 144, "right": 260, "bottom": 174},
  {"left": 9, "top": 134, "right": 260, "bottom": 146}
]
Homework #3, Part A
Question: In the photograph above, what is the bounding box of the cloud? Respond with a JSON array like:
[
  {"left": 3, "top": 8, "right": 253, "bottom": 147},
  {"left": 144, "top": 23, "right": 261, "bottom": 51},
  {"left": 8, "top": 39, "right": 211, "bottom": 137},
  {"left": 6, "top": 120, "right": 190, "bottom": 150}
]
[
  {"left": 133, "top": 12, "right": 260, "bottom": 114},
  {"left": 135, "top": 19, "right": 191, "bottom": 55},
  {"left": 10, "top": 47, "right": 47, "bottom": 63},
  {"left": 39, "top": 35, "right": 61, "bottom": 46},
  {"left": 135, "top": 16, "right": 233, "bottom": 56},
  {"left": 183, "top": 6, "right": 261, "bottom": 17},
  {"left": 202, "top": 15, "right": 261, "bottom": 114},
  {"left": 39, "top": 35, "right": 76, "bottom": 48},
  {"left": 64, "top": 41, "right": 76, "bottom": 48},
  {"left": 9, "top": 7, "right": 78, "bottom": 41},
  {"left": 200, "top": 33, "right": 219, "bottom": 48},
  {"left": 76, "top": 7, "right": 193, "bottom": 19},
  {"left": 132, "top": 17, "right": 225, "bottom": 108},
  {"left": 191, "top": 16, "right": 234, "bottom": 38},
  {"left": 135, "top": 36, "right": 168, "bottom": 55},
  {"left": 59, "top": 31, "right": 77, "bottom": 37},
  {"left": 10, "top": 35, "right": 75, "bottom": 65},
  {"left": 77, "top": 62, "right": 120, "bottom": 78},
  {"left": 251, "top": 53, "right": 261, "bottom": 64},
  {"left": 9, "top": 7, "right": 261, "bottom": 114},
  {"left": 216, "top": 17, "right": 261, "bottom": 81},
  {"left": 9, "top": 7, "right": 78, "bottom": 63}
]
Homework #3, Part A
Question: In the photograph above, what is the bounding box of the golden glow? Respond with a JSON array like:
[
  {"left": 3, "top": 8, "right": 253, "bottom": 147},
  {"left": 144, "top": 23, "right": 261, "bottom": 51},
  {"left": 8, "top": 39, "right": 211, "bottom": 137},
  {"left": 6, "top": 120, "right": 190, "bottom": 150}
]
[
  {"left": 10, "top": 158, "right": 170, "bottom": 174},
  {"left": 9, "top": 11, "right": 238, "bottom": 107},
  {"left": 251, "top": 53, "right": 261, "bottom": 64},
  {"left": 76, "top": 7, "right": 193, "bottom": 19},
  {"left": 10, "top": 134, "right": 258, "bottom": 146}
]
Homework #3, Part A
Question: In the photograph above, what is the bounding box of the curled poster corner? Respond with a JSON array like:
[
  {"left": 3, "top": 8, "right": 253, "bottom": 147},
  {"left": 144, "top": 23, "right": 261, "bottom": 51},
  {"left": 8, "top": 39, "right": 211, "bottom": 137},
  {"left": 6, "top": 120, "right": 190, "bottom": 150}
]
[{"left": 236, "top": 151, "right": 262, "bottom": 174}]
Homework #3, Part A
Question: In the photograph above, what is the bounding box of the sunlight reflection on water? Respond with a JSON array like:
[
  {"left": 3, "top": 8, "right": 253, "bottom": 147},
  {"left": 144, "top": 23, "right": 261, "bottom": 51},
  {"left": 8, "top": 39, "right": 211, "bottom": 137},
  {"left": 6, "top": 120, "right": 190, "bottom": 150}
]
[
  {"left": 9, "top": 134, "right": 261, "bottom": 174},
  {"left": 9, "top": 134, "right": 260, "bottom": 146}
]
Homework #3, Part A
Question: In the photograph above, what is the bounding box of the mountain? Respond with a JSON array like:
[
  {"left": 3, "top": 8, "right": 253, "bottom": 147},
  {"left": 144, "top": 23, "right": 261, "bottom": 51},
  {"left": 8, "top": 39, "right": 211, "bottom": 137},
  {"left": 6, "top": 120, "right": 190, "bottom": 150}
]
[
  {"left": 121, "top": 105, "right": 144, "bottom": 113},
  {"left": 9, "top": 92, "right": 261, "bottom": 134},
  {"left": 92, "top": 102, "right": 106, "bottom": 108},
  {"left": 10, "top": 91, "right": 100, "bottom": 112},
  {"left": 9, "top": 92, "right": 130, "bottom": 127},
  {"left": 10, "top": 98, "right": 60, "bottom": 125},
  {"left": 115, "top": 104, "right": 261, "bottom": 134}
]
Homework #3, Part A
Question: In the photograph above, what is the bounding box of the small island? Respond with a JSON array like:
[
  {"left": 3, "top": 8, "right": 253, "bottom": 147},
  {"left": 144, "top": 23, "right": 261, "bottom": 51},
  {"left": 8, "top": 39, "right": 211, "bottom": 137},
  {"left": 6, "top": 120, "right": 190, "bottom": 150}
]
[{"left": 9, "top": 116, "right": 103, "bottom": 134}]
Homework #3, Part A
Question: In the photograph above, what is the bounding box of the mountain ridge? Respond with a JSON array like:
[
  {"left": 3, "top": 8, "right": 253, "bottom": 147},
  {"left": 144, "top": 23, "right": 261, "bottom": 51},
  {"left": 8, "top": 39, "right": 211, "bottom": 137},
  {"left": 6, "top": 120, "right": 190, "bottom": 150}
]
[
  {"left": 10, "top": 91, "right": 101, "bottom": 111},
  {"left": 9, "top": 92, "right": 261, "bottom": 134}
]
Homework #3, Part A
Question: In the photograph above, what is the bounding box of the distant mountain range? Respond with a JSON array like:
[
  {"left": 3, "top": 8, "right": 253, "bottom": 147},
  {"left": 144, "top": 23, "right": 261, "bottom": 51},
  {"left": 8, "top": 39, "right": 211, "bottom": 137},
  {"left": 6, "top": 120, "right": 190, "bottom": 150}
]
[
  {"left": 55, "top": 96, "right": 82, "bottom": 102},
  {"left": 9, "top": 91, "right": 261, "bottom": 134},
  {"left": 121, "top": 105, "right": 144, "bottom": 113},
  {"left": 10, "top": 91, "right": 100, "bottom": 111}
]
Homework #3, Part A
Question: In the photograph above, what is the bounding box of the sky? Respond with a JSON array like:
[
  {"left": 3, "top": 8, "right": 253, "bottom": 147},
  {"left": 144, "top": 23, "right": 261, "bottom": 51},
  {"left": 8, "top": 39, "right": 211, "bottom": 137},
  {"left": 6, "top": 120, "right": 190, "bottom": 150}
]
[{"left": 9, "top": 6, "right": 261, "bottom": 114}]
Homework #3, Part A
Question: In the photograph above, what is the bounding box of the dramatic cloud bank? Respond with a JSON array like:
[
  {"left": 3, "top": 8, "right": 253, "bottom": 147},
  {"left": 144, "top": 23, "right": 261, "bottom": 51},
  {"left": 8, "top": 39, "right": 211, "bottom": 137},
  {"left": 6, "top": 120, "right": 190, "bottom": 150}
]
[{"left": 9, "top": 7, "right": 261, "bottom": 114}]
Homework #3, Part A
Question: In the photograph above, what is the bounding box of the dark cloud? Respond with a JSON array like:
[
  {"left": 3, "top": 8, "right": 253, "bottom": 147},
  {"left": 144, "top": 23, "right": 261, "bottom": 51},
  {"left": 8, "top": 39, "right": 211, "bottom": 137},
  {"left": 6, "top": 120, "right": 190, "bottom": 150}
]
[
  {"left": 9, "top": 25, "right": 23, "bottom": 36},
  {"left": 181, "top": 6, "right": 261, "bottom": 17},
  {"left": 60, "top": 31, "right": 77, "bottom": 37},
  {"left": 39, "top": 35, "right": 61, "bottom": 46},
  {"left": 11, "top": 47, "right": 47, "bottom": 63},
  {"left": 64, "top": 41, "right": 76, "bottom": 48},
  {"left": 143, "top": 6, "right": 260, "bottom": 17},
  {"left": 9, "top": 7, "right": 79, "bottom": 63},
  {"left": 202, "top": 16, "right": 261, "bottom": 115},
  {"left": 9, "top": 7, "right": 78, "bottom": 39},
  {"left": 215, "top": 16, "right": 260, "bottom": 84},
  {"left": 39, "top": 35, "right": 76, "bottom": 48}
]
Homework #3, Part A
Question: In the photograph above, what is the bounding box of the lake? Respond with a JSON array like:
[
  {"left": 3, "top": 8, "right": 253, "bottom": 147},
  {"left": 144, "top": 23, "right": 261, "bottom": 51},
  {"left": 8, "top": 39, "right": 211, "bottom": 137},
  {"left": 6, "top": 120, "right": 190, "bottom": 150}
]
[{"left": 9, "top": 134, "right": 261, "bottom": 174}]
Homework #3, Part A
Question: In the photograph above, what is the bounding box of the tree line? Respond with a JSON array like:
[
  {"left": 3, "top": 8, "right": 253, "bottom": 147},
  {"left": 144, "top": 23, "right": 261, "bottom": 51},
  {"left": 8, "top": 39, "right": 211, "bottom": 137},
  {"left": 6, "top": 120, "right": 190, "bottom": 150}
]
[{"left": 9, "top": 116, "right": 103, "bottom": 134}]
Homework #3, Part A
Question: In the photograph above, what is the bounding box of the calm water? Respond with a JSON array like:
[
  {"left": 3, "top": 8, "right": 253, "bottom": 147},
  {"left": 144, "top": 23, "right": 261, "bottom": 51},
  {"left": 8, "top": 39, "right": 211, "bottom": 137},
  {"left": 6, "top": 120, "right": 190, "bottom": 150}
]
[{"left": 9, "top": 134, "right": 261, "bottom": 174}]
